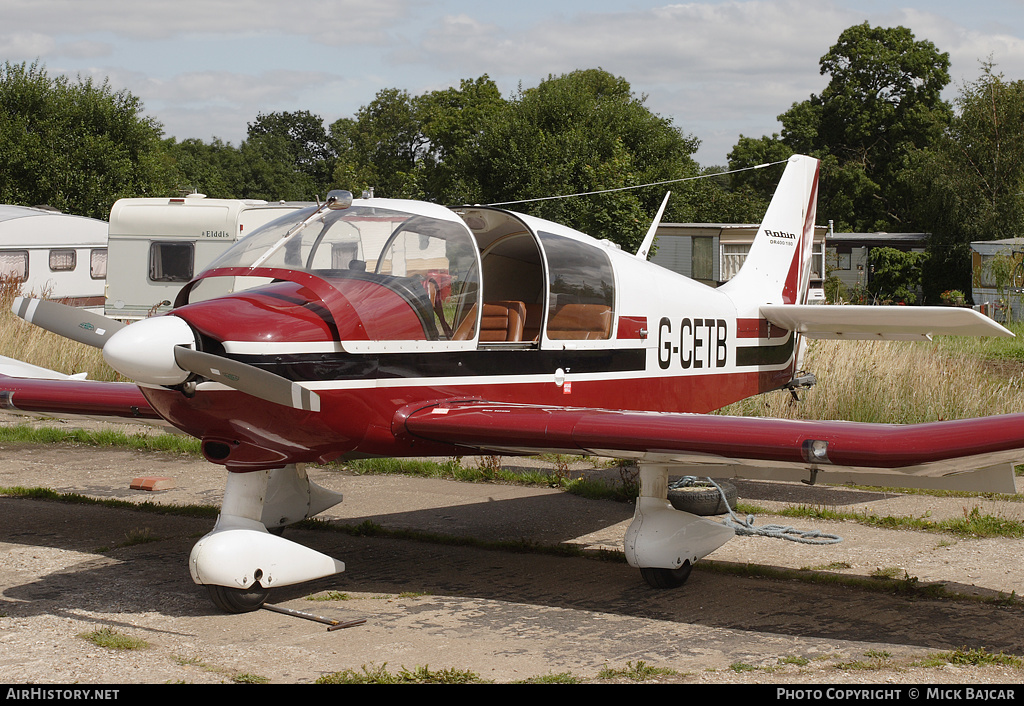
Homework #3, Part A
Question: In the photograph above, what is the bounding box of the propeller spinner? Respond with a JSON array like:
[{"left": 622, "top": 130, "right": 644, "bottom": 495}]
[{"left": 10, "top": 297, "right": 320, "bottom": 412}]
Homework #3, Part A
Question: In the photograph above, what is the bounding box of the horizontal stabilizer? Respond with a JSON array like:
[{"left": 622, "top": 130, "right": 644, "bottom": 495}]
[{"left": 761, "top": 305, "right": 1013, "bottom": 340}]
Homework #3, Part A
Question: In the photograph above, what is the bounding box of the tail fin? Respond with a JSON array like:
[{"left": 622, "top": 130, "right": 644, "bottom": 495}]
[{"left": 719, "top": 155, "right": 819, "bottom": 312}]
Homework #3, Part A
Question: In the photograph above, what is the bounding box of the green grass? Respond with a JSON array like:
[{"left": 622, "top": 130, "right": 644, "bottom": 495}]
[
  {"left": 729, "top": 661, "right": 757, "bottom": 672},
  {"left": 316, "top": 663, "right": 485, "bottom": 684},
  {"left": 719, "top": 330, "right": 1024, "bottom": 424},
  {"left": 836, "top": 649, "right": 894, "bottom": 671},
  {"left": 916, "top": 647, "right": 1024, "bottom": 668},
  {"left": 79, "top": 627, "right": 148, "bottom": 651},
  {"left": 343, "top": 456, "right": 638, "bottom": 501},
  {"left": 232, "top": 673, "right": 271, "bottom": 684},
  {"left": 930, "top": 321, "right": 1024, "bottom": 363},
  {"left": 0, "top": 485, "right": 218, "bottom": 519},
  {"left": 118, "top": 527, "right": 160, "bottom": 547},
  {"left": 0, "top": 424, "right": 201, "bottom": 455},
  {"left": 515, "top": 672, "right": 585, "bottom": 684},
  {"left": 771, "top": 504, "right": 1024, "bottom": 539},
  {"left": 597, "top": 660, "right": 677, "bottom": 681},
  {"left": 306, "top": 591, "right": 352, "bottom": 602}
]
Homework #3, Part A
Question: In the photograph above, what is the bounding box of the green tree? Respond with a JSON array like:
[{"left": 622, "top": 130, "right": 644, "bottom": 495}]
[
  {"left": 775, "top": 23, "right": 952, "bottom": 231},
  {"left": 331, "top": 88, "right": 426, "bottom": 199},
  {"left": 163, "top": 137, "right": 244, "bottom": 198},
  {"left": 416, "top": 75, "right": 506, "bottom": 204},
  {"left": 0, "top": 60, "right": 174, "bottom": 218},
  {"left": 867, "top": 246, "right": 927, "bottom": 304},
  {"left": 247, "top": 111, "right": 335, "bottom": 189},
  {"left": 469, "top": 69, "right": 700, "bottom": 250},
  {"left": 903, "top": 63, "right": 1024, "bottom": 302},
  {"left": 712, "top": 134, "right": 797, "bottom": 222},
  {"left": 235, "top": 111, "right": 335, "bottom": 200},
  {"left": 726, "top": 134, "right": 793, "bottom": 197},
  {"left": 329, "top": 78, "right": 507, "bottom": 203}
]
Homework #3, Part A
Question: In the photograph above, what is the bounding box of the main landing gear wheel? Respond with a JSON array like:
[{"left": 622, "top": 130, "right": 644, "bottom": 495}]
[
  {"left": 205, "top": 584, "right": 271, "bottom": 613},
  {"left": 640, "top": 561, "right": 693, "bottom": 589}
]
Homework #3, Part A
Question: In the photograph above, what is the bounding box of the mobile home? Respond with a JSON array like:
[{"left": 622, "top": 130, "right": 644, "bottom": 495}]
[
  {"left": 0, "top": 205, "right": 107, "bottom": 311},
  {"left": 971, "top": 238, "right": 1024, "bottom": 322},
  {"left": 105, "top": 195, "right": 312, "bottom": 319}
]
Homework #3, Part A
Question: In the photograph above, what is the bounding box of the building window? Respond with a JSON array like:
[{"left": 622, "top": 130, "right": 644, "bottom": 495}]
[
  {"left": 811, "top": 241, "right": 824, "bottom": 281},
  {"left": 721, "top": 244, "right": 750, "bottom": 281},
  {"left": 692, "top": 237, "right": 714, "bottom": 281},
  {"left": 49, "top": 249, "right": 76, "bottom": 272}
]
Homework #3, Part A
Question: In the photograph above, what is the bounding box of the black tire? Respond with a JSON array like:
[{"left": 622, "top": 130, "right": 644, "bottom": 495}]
[
  {"left": 206, "top": 583, "right": 271, "bottom": 613},
  {"left": 640, "top": 561, "right": 693, "bottom": 589},
  {"left": 667, "top": 479, "right": 737, "bottom": 516}
]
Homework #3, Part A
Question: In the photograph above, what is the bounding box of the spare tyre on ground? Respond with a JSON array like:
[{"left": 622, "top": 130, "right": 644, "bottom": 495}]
[{"left": 667, "top": 479, "right": 738, "bottom": 516}]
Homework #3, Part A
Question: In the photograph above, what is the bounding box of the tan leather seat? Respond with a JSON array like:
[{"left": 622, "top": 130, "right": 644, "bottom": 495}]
[
  {"left": 546, "top": 304, "right": 612, "bottom": 340},
  {"left": 453, "top": 301, "right": 527, "bottom": 342}
]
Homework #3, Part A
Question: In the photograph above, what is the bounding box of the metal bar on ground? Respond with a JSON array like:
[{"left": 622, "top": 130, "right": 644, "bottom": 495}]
[{"left": 262, "top": 603, "right": 367, "bottom": 631}]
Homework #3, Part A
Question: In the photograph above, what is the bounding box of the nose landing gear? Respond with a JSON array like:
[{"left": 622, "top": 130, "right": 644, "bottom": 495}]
[{"left": 191, "top": 464, "right": 346, "bottom": 613}]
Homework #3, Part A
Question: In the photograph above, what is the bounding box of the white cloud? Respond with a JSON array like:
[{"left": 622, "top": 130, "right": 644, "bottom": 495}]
[
  {"left": 1, "top": 0, "right": 413, "bottom": 42},
  {"left": 0, "top": 32, "right": 58, "bottom": 59},
  {"left": 413, "top": 2, "right": 850, "bottom": 79},
  {"left": 143, "top": 70, "right": 337, "bottom": 106},
  {"left": 901, "top": 11, "right": 1024, "bottom": 85},
  {"left": 118, "top": 68, "right": 349, "bottom": 143}
]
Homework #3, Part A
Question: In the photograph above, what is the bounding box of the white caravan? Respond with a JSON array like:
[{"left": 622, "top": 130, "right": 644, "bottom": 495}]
[
  {"left": 0, "top": 205, "right": 108, "bottom": 312},
  {"left": 105, "top": 195, "right": 312, "bottom": 320}
]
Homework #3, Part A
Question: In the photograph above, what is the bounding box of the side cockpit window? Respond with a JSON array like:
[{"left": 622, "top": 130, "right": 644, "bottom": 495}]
[
  {"left": 374, "top": 217, "right": 479, "bottom": 339},
  {"left": 539, "top": 232, "right": 615, "bottom": 341}
]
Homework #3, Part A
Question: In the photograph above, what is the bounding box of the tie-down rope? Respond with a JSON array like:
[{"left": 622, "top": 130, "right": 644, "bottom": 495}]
[{"left": 669, "top": 476, "right": 842, "bottom": 545}]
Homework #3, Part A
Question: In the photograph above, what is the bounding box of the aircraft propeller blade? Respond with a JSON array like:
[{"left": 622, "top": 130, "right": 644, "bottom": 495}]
[
  {"left": 11, "top": 296, "right": 126, "bottom": 348},
  {"left": 173, "top": 346, "right": 321, "bottom": 413}
]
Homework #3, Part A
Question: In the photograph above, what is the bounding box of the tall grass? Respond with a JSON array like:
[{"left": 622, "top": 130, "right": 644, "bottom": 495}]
[
  {"left": 720, "top": 327, "right": 1024, "bottom": 423},
  {"left": 0, "top": 275, "right": 122, "bottom": 381}
]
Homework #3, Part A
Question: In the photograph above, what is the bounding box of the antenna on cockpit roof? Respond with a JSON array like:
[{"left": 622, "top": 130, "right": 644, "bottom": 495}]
[{"left": 635, "top": 191, "right": 671, "bottom": 261}]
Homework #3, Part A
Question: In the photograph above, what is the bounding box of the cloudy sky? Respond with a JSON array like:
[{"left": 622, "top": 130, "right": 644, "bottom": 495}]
[{"left": 3, "top": 0, "right": 1023, "bottom": 167}]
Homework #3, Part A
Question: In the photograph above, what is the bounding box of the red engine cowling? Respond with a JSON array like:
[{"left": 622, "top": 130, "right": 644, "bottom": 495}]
[{"left": 144, "top": 272, "right": 440, "bottom": 471}]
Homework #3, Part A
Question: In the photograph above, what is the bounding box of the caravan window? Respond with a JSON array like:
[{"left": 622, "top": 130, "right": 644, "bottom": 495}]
[
  {"left": 48, "top": 249, "right": 76, "bottom": 272},
  {"left": 150, "top": 242, "right": 194, "bottom": 282},
  {"left": 90, "top": 249, "right": 107, "bottom": 280},
  {"left": 0, "top": 250, "right": 28, "bottom": 280}
]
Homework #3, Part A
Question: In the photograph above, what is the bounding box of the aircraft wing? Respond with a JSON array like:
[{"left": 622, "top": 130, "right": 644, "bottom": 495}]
[
  {"left": 0, "top": 359, "right": 159, "bottom": 421},
  {"left": 398, "top": 400, "right": 1024, "bottom": 493},
  {"left": 761, "top": 304, "right": 1013, "bottom": 340}
]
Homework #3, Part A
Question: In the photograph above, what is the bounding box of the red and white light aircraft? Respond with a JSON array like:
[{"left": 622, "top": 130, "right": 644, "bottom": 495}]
[{"left": 4, "top": 154, "right": 1024, "bottom": 613}]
